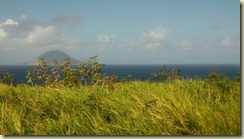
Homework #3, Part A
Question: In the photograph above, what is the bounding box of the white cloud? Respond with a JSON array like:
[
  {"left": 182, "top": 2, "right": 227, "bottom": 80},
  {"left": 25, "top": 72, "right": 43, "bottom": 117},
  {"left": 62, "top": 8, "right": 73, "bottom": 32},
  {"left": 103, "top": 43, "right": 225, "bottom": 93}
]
[
  {"left": 139, "top": 27, "right": 169, "bottom": 43},
  {"left": 0, "top": 28, "right": 7, "bottom": 39},
  {"left": 96, "top": 34, "right": 116, "bottom": 51},
  {"left": 25, "top": 25, "right": 57, "bottom": 44},
  {"left": 0, "top": 15, "right": 81, "bottom": 50},
  {"left": 220, "top": 36, "right": 240, "bottom": 48},
  {"left": 0, "top": 16, "right": 81, "bottom": 56},
  {"left": 178, "top": 34, "right": 240, "bottom": 54},
  {"left": 0, "top": 19, "right": 18, "bottom": 27},
  {"left": 1, "top": 24, "right": 62, "bottom": 50},
  {"left": 122, "top": 27, "right": 170, "bottom": 50},
  {"left": 97, "top": 34, "right": 111, "bottom": 44},
  {"left": 0, "top": 19, "right": 18, "bottom": 39},
  {"left": 138, "top": 27, "right": 170, "bottom": 49}
]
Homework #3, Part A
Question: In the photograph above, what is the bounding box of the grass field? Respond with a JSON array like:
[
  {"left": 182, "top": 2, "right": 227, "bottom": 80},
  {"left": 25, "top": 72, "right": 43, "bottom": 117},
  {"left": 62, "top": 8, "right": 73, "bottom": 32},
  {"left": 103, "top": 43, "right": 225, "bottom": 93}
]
[{"left": 0, "top": 79, "right": 240, "bottom": 135}]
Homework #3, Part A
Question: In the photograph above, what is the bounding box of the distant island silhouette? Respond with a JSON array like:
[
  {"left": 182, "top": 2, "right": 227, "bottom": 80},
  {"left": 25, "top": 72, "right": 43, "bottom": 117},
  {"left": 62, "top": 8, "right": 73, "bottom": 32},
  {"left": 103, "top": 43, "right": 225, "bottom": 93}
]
[{"left": 22, "top": 50, "right": 81, "bottom": 65}]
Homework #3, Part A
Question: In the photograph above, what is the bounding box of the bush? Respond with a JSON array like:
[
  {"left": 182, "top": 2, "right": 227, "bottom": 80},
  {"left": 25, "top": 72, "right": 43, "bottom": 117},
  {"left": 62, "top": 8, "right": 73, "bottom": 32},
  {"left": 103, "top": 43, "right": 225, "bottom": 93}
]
[
  {"left": 206, "top": 69, "right": 231, "bottom": 91},
  {"left": 26, "top": 58, "right": 62, "bottom": 87},
  {"left": 26, "top": 56, "right": 118, "bottom": 88}
]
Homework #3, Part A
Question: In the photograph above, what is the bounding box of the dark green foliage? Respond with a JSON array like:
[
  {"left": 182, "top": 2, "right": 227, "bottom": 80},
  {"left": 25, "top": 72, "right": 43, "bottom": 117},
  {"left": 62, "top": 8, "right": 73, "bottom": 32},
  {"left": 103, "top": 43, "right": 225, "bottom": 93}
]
[
  {"left": 0, "top": 68, "right": 14, "bottom": 86},
  {"left": 207, "top": 70, "right": 220, "bottom": 82},
  {"left": 206, "top": 69, "right": 231, "bottom": 90},
  {"left": 149, "top": 65, "right": 181, "bottom": 82}
]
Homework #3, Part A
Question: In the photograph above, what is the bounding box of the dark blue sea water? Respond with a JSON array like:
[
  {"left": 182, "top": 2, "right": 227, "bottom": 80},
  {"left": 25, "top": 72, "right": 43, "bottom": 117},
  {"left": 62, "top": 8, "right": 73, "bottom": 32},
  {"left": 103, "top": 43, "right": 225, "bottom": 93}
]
[{"left": 0, "top": 64, "right": 240, "bottom": 84}]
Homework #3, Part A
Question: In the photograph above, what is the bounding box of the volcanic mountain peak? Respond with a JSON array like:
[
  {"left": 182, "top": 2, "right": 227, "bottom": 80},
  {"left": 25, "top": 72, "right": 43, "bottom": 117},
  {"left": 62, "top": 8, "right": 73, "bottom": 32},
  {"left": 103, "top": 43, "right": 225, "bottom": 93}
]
[{"left": 23, "top": 50, "right": 81, "bottom": 65}]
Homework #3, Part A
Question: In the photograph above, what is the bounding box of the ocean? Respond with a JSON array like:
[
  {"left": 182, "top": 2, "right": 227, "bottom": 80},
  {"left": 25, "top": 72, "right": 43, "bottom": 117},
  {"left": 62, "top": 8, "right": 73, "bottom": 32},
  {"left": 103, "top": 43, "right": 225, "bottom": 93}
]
[{"left": 0, "top": 64, "right": 240, "bottom": 84}]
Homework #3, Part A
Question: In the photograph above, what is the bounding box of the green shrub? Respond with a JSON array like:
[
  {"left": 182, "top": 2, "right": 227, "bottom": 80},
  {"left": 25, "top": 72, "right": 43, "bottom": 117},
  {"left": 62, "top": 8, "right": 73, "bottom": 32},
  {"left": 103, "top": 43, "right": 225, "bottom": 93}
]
[
  {"left": 206, "top": 69, "right": 231, "bottom": 90},
  {"left": 26, "top": 56, "right": 118, "bottom": 88},
  {"left": 26, "top": 58, "right": 62, "bottom": 87}
]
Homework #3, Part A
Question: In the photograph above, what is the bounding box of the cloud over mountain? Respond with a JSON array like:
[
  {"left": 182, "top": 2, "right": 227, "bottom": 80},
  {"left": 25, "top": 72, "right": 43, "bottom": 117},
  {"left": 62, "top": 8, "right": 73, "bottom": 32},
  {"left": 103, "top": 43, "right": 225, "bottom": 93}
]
[
  {"left": 0, "top": 15, "right": 81, "bottom": 51},
  {"left": 0, "top": 15, "right": 83, "bottom": 64}
]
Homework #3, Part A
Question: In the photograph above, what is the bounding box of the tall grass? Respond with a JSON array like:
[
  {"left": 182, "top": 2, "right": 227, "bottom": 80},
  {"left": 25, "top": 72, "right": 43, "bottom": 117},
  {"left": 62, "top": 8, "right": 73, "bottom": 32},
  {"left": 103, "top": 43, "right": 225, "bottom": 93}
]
[{"left": 0, "top": 79, "right": 240, "bottom": 135}]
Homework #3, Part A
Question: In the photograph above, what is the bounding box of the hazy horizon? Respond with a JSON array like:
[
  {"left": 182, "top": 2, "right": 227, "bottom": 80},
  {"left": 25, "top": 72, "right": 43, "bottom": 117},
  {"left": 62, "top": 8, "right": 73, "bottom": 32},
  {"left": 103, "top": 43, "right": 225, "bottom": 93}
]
[
  {"left": 0, "top": 49, "right": 241, "bottom": 66},
  {"left": 0, "top": 0, "right": 240, "bottom": 65}
]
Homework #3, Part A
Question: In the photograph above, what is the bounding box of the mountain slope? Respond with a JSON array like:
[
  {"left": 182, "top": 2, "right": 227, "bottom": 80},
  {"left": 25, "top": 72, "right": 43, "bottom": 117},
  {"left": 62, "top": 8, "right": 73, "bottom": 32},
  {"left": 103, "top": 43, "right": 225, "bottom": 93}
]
[{"left": 22, "top": 50, "right": 81, "bottom": 65}]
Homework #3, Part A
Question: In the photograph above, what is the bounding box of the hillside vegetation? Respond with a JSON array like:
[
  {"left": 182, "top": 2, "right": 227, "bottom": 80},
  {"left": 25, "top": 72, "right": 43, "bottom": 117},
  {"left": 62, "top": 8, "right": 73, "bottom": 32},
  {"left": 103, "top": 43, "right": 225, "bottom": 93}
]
[
  {"left": 0, "top": 56, "right": 241, "bottom": 135},
  {"left": 0, "top": 79, "right": 240, "bottom": 135}
]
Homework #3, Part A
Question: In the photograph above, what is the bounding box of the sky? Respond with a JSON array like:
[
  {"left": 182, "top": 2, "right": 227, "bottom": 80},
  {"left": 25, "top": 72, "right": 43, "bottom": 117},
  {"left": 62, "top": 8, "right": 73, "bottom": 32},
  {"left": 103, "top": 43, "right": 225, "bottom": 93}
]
[{"left": 0, "top": 0, "right": 240, "bottom": 65}]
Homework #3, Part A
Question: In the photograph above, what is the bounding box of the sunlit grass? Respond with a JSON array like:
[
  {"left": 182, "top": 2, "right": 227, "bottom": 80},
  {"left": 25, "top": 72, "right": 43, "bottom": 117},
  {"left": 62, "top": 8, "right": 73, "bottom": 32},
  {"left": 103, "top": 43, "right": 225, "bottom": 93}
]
[{"left": 0, "top": 79, "right": 240, "bottom": 135}]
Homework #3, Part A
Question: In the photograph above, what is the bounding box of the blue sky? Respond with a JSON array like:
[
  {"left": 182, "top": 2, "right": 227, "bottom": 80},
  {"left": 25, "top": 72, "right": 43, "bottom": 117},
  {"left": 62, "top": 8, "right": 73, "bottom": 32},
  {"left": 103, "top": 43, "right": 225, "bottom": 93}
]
[{"left": 0, "top": 0, "right": 240, "bottom": 65}]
